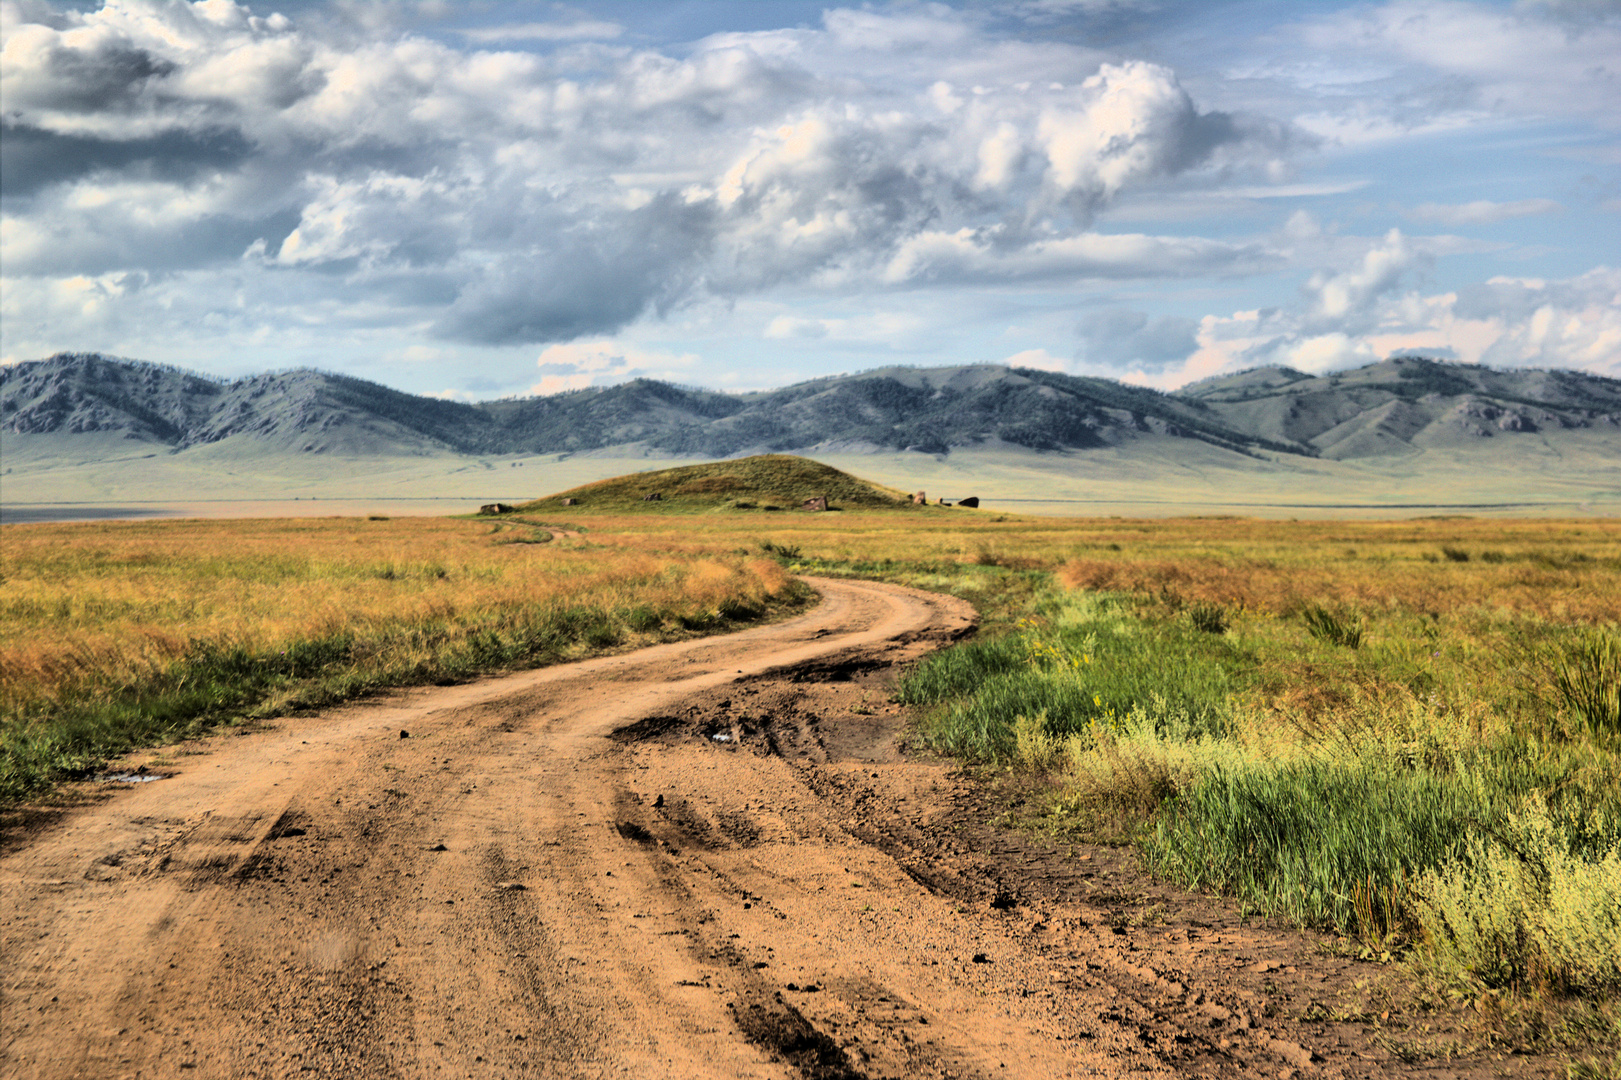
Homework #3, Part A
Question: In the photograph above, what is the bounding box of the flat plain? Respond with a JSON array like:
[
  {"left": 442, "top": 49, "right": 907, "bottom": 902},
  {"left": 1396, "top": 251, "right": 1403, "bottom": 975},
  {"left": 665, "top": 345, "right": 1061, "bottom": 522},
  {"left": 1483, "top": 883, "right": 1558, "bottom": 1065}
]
[{"left": 2, "top": 492, "right": 1618, "bottom": 1078}]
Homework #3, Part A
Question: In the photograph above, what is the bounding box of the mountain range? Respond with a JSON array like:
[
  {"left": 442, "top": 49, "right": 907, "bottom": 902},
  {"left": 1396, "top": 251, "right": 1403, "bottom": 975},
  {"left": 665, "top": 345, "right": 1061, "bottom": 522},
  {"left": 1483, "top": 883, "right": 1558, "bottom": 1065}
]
[{"left": 6, "top": 352, "right": 1619, "bottom": 465}]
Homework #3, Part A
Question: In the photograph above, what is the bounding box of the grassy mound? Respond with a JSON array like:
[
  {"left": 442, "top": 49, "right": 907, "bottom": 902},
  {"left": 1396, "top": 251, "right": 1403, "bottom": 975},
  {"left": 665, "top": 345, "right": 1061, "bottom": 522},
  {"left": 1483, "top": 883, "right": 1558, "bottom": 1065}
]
[{"left": 518, "top": 454, "right": 916, "bottom": 513}]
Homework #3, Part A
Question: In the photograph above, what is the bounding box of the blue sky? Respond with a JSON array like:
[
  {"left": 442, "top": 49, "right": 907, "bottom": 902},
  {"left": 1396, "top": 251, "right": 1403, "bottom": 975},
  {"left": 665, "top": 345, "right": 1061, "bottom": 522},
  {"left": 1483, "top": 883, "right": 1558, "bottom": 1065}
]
[{"left": 2, "top": 0, "right": 1617, "bottom": 397}]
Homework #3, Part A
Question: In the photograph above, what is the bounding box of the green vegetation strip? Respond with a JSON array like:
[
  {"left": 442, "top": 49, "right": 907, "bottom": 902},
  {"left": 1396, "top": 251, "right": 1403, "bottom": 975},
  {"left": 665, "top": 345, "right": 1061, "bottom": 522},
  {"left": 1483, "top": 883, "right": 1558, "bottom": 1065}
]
[{"left": 870, "top": 562, "right": 1620, "bottom": 1018}]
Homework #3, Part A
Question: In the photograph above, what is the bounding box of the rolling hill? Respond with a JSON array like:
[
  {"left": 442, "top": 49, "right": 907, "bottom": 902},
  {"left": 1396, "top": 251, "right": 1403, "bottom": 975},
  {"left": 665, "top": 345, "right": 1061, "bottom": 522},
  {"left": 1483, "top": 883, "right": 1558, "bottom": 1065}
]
[
  {"left": 518, "top": 455, "right": 916, "bottom": 514},
  {"left": 8, "top": 352, "right": 1618, "bottom": 463}
]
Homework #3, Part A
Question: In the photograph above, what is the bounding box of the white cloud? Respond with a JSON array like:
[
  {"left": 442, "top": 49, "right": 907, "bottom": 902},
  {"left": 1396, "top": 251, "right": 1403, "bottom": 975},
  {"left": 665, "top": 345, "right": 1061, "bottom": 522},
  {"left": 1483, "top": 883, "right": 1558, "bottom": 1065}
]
[
  {"left": 883, "top": 228, "right": 1276, "bottom": 284},
  {"left": 1409, "top": 199, "right": 1562, "bottom": 226},
  {"left": 1277, "top": 333, "right": 1379, "bottom": 373},
  {"left": 0, "top": 0, "right": 1281, "bottom": 355},
  {"left": 764, "top": 316, "right": 829, "bottom": 339},
  {"left": 1165, "top": 265, "right": 1621, "bottom": 385},
  {"left": 1002, "top": 347, "right": 1069, "bottom": 371},
  {"left": 1302, "top": 228, "right": 1417, "bottom": 328},
  {"left": 1291, "top": 0, "right": 1621, "bottom": 137},
  {"left": 531, "top": 338, "right": 700, "bottom": 394},
  {"left": 457, "top": 20, "right": 623, "bottom": 44}
]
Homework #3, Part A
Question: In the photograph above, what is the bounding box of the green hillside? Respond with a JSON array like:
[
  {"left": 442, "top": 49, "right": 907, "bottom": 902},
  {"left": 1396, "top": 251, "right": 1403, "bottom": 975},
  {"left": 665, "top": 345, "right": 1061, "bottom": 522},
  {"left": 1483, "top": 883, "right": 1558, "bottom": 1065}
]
[{"left": 516, "top": 454, "right": 917, "bottom": 513}]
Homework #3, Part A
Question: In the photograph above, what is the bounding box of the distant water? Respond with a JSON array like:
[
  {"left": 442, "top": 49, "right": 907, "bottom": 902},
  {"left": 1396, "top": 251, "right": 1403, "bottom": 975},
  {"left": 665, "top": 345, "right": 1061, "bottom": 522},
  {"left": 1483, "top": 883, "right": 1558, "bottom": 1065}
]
[
  {"left": 0, "top": 498, "right": 497, "bottom": 525},
  {"left": 0, "top": 506, "right": 180, "bottom": 524}
]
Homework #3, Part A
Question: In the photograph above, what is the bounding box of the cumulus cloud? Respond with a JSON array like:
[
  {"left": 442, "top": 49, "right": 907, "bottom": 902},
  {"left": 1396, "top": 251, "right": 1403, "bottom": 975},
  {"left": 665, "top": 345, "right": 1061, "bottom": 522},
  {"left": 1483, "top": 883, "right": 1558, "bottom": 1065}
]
[
  {"left": 531, "top": 338, "right": 699, "bottom": 395},
  {"left": 1300, "top": 228, "right": 1422, "bottom": 332},
  {"left": 1165, "top": 264, "right": 1621, "bottom": 385},
  {"left": 0, "top": 0, "right": 1287, "bottom": 356}
]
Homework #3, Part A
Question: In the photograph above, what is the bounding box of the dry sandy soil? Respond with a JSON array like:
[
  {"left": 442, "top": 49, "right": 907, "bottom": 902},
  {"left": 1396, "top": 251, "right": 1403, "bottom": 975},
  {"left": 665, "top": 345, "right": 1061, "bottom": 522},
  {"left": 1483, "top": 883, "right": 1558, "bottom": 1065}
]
[{"left": 1, "top": 579, "right": 1534, "bottom": 1079}]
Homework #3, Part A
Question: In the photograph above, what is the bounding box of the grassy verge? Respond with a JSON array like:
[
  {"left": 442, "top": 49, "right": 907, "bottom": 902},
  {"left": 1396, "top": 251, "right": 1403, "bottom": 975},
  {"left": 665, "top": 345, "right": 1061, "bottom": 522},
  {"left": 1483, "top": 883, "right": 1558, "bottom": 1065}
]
[
  {"left": 876, "top": 536, "right": 1620, "bottom": 1060},
  {"left": 1, "top": 516, "right": 809, "bottom": 803}
]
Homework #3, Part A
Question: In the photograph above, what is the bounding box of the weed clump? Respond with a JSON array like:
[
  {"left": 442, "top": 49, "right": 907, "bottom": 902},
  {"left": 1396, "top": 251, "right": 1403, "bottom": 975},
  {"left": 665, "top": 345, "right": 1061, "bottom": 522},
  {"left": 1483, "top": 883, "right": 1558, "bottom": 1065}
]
[
  {"left": 1188, "top": 602, "right": 1229, "bottom": 634},
  {"left": 1302, "top": 604, "right": 1363, "bottom": 648},
  {"left": 1549, "top": 630, "right": 1621, "bottom": 738}
]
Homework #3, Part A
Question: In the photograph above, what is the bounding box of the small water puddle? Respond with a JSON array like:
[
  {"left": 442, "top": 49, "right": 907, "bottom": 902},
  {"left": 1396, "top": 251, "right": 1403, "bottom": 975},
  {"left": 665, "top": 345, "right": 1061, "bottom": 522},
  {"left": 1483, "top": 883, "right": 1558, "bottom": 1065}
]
[{"left": 99, "top": 772, "right": 168, "bottom": 784}]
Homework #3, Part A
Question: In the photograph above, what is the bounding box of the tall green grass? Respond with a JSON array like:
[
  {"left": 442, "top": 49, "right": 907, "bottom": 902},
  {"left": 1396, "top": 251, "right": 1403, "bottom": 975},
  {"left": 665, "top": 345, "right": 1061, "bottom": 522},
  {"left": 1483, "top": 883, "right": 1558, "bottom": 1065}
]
[
  {"left": 900, "top": 593, "right": 1235, "bottom": 760},
  {"left": 1549, "top": 630, "right": 1621, "bottom": 738},
  {"left": 896, "top": 571, "right": 1621, "bottom": 1014}
]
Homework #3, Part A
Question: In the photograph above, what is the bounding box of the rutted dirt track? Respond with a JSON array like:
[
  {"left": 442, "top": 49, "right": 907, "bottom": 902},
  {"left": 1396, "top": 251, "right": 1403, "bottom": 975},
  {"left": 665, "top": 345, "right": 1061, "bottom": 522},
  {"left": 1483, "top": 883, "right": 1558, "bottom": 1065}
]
[{"left": 2, "top": 579, "right": 1443, "bottom": 1079}]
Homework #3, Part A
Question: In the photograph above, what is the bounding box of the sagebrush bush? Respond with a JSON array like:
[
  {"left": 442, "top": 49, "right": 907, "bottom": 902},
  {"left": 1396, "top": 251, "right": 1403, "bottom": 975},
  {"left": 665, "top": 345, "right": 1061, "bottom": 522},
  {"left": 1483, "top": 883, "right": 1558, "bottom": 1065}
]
[{"left": 1414, "top": 799, "right": 1621, "bottom": 995}]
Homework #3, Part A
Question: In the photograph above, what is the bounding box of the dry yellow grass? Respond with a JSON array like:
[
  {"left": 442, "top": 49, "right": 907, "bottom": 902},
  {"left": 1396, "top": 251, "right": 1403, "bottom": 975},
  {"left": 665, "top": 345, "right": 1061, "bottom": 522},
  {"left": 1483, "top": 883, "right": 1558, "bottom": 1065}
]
[
  {"left": 1, "top": 514, "right": 792, "bottom": 722},
  {"left": 7, "top": 512, "right": 1616, "bottom": 715}
]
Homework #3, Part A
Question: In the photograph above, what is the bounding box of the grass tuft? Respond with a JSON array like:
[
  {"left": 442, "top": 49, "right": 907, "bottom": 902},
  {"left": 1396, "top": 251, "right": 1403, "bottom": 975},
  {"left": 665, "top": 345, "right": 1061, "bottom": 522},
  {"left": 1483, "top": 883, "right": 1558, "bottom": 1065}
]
[
  {"left": 1302, "top": 604, "right": 1364, "bottom": 648},
  {"left": 1550, "top": 631, "right": 1621, "bottom": 738}
]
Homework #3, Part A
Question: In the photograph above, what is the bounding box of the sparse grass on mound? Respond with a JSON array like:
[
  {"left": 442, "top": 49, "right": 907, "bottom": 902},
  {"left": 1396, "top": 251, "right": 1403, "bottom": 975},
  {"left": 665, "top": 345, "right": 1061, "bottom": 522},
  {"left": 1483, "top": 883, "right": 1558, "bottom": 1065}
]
[{"left": 517, "top": 454, "right": 921, "bottom": 514}]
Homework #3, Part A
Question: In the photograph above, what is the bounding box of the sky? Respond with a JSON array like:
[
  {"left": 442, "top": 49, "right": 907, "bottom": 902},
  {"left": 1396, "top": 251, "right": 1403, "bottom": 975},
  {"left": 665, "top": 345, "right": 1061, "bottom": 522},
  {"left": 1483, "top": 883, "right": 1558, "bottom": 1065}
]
[{"left": 2, "top": 0, "right": 1618, "bottom": 399}]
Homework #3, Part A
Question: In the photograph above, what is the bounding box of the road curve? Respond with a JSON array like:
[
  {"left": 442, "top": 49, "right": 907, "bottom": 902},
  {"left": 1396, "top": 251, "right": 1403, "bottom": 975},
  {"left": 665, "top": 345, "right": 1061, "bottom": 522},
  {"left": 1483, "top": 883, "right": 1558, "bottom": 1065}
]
[{"left": 7, "top": 577, "right": 1170, "bottom": 1080}]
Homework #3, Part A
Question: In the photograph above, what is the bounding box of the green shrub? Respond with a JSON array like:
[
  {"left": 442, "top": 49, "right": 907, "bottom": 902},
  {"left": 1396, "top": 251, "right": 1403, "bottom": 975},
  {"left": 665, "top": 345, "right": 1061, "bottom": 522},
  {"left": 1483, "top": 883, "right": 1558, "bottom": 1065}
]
[
  {"left": 902, "top": 596, "right": 1232, "bottom": 761},
  {"left": 1141, "top": 754, "right": 1493, "bottom": 936}
]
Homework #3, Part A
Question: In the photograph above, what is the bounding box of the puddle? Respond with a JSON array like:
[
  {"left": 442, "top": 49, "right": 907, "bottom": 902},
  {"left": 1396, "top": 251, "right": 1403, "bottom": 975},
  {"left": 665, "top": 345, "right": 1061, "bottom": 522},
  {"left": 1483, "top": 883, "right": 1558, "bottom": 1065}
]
[{"left": 100, "top": 772, "right": 167, "bottom": 784}]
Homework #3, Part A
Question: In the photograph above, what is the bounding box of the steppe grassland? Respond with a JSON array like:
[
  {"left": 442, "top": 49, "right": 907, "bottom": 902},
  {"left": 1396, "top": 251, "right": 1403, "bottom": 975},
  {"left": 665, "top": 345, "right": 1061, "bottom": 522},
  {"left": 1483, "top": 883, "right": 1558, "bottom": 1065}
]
[
  {"left": 5, "top": 507, "right": 1619, "bottom": 1045},
  {"left": 858, "top": 512, "right": 1619, "bottom": 1052},
  {"left": 0, "top": 514, "right": 801, "bottom": 801}
]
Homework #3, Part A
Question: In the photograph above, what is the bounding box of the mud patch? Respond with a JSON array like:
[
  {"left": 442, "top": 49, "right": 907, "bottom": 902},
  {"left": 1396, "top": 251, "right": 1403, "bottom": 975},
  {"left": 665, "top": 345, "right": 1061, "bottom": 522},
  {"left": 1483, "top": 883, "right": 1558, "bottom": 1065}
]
[
  {"left": 713, "top": 809, "right": 762, "bottom": 848},
  {"left": 729, "top": 997, "right": 866, "bottom": 1080},
  {"left": 266, "top": 809, "right": 312, "bottom": 839},
  {"left": 614, "top": 820, "right": 657, "bottom": 846},
  {"left": 609, "top": 713, "right": 686, "bottom": 744},
  {"left": 657, "top": 796, "right": 727, "bottom": 850},
  {"left": 781, "top": 652, "right": 890, "bottom": 684}
]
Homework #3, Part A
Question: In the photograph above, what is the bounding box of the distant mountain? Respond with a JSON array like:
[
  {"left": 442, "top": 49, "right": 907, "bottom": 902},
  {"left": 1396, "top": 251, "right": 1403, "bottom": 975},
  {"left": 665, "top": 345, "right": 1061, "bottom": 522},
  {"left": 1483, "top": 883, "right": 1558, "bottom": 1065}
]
[
  {"left": 1180, "top": 356, "right": 1621, "bottom": 460},
  {"left": 4, "top": 352, "right": 1619, "bottom": 463}
]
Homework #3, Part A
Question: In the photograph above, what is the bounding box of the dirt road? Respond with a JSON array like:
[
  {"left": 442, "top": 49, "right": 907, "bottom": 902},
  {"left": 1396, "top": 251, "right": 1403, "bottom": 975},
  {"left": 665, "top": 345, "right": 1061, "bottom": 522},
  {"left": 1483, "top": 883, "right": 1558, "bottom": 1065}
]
[{"left": 5, "top": 578, "right": 1411, "bottom": 1079}]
